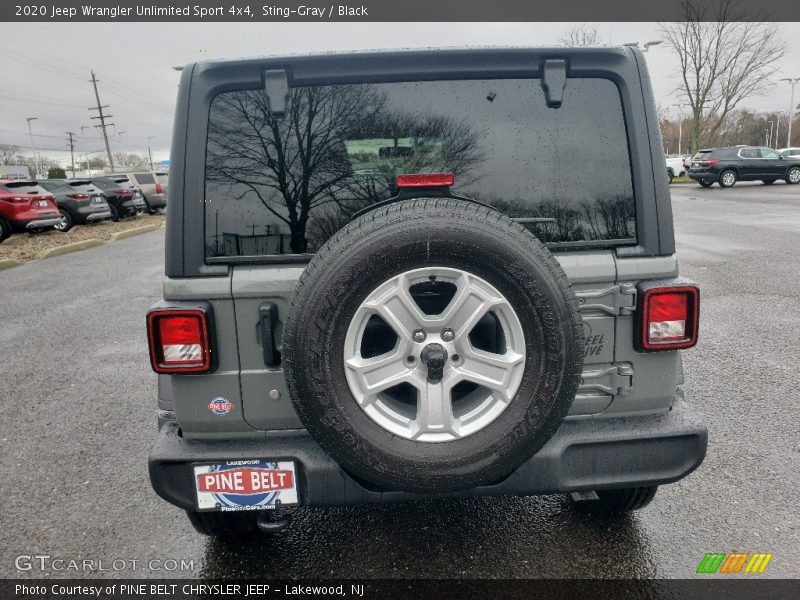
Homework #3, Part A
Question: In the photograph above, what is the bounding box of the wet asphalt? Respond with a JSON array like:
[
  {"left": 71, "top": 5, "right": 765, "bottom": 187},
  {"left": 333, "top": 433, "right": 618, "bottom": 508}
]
[{"left": 0, "top": 181, "right": 798, "bottom": 580}]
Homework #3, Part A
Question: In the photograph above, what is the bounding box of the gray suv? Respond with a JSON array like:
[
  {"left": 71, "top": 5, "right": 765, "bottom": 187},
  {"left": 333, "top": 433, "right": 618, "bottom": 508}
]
[
  {"left": 121, "top": 171, "right": 168, "bottom": 213},
  {"left": 147, "top": 47, "right": 707, "bottom": 536}
]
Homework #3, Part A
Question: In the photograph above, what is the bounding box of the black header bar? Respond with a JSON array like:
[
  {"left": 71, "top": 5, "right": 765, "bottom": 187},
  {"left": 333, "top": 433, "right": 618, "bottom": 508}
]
[{"left": 3, "top": 0, "right": 800, "bottom": 22}]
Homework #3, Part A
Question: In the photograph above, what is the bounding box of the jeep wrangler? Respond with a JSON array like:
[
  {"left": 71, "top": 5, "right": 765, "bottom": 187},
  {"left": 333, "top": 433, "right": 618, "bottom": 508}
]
[{"left": 147, "top": 47, "right": 707, "bottom": 536}]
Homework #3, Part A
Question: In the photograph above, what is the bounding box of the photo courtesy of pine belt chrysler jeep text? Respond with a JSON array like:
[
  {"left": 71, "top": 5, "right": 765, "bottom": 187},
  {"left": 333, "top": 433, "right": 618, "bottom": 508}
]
[{"left": 146, "top": 47, "right": 707, "bottom": 536}]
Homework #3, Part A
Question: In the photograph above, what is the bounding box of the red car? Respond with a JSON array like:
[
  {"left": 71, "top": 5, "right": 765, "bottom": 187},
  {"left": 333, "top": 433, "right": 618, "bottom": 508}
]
[{"left": 0, "top": 180, "right": 63, "bottom": 244}]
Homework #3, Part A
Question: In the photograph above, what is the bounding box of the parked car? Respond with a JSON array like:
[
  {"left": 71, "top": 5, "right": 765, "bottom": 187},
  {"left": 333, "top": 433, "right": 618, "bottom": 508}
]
[
  {"left": 114, "top": 171, "right": 168, "bottom": 214},
  {"left": 147, "top": 47, "right": 708, "bottom": 536},
  {"left": 38, "top": 179, "right": 112, "bottom": 232},
  {"left": 688, "top": 146, "right": 800, "bottom": 187},
  {"left": 665, "top": 155, "right": 688, "bottom": 183},
  {"left": 90, "top": 176, "right": 147, "bottom": 220},
  {"left": 0, "top": 180, "right": 62, "bottom": 243},
  {"left": 779, "top": 147, "right": 800, "bottom": 158}
]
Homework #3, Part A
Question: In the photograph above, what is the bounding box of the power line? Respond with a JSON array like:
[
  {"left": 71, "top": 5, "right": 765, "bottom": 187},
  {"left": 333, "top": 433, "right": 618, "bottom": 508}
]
[
  {"left": 0, "top": 140, "right": 105, "bottom": 153},
  {"left": 0, "top": 38, "right": 90, "bottom": 74},
  {"left": 0, "top": 44, "right": 86, "bottom": 82},
  {"left": 0, "top": 94, "right": 87, "bottom": 109}
]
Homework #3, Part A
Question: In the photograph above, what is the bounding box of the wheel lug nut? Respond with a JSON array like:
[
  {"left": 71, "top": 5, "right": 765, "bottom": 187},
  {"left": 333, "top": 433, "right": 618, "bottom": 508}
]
[
  {"left": 412, "top": 330, "right": 426, "bottom": 343},
  {"left": 441, "top": 328, "right": 455, "bottom": 342}
]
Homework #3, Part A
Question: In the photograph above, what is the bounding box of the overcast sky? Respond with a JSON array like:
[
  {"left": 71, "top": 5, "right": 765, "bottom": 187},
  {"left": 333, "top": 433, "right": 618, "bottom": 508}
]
[{"left": 1, "top": 21, "right": 798, "bottom": 165}]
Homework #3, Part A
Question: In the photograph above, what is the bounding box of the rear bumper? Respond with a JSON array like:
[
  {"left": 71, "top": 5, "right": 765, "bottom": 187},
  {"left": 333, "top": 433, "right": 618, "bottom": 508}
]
[
  {"left": 72, "top": 202, "right": 111, "bottom": 223},
  {"left": 149, "top": 395, "right": 707, "bottom": 510},
  {"left": 85, "top": 210, "right": 112, "bottom": 223},
  {"left": 115, "top": 198, "right": 145, "bottom": 216},
  {"left": 146, "top": 193, "right": 167, "bottom": 209},
  {"left": 688, "top": 170, "right": 717, "bottom": 181},
  {"left": 15, "top": 216, "right": 63, "bottom": 231}
]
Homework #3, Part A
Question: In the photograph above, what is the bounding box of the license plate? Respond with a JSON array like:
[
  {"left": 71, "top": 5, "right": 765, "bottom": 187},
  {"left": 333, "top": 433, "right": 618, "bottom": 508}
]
[
  {"left": 38, "top": 199, "right": 48, "bottom": 207},
  {"left": 93, "top": 196, "right": 103, "bottom": 203},
  {"left": 194, "top": 460, "right": 298, "bottom": 511}
]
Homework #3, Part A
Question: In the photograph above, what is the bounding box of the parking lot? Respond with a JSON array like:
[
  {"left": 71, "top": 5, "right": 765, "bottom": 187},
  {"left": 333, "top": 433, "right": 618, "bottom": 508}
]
[{"left": 0, "top": 181, "right": 797, "bottom": 579}]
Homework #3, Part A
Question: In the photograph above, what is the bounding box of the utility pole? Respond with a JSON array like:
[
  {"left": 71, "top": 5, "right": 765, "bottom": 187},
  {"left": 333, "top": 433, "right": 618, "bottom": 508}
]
[
  {"left": 147, "top": 136, "right": 154, "bottom": 170},
  {"left": 781, "top": 77, "right": 799, "bottom": 148},
  {"left": 25, "top": 117, "right": 40, "bottom": 178},
  {"left": 65, "top": 131, "right": 76, "bottom": 178},
  {"left": 88, "top": 70, "right": 115, "bottom": 172}
]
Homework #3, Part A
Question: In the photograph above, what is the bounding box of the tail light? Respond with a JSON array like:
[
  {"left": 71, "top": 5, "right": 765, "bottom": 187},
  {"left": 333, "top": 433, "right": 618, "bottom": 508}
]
[
  {"left": 3, "top": 196, "right": 27, "bottom": 203},
  {"left": 67, "top": 193, "right": 89, "bottom": 200},
  {"left": 639, "top": 286, "right": 699, "bottom": 351},
  {"left": 155, "top": 182, "right": 164, "bottom": 194},
  {"left": 114, "top": 189, "right": 132, "bottom": 196},
  {"left": 698, "top": 159, "right": 719, "bottom": 166},
  {"left": 396, "top": 173, "right": 454, "bottom": 188},
  {"left": 147, "top": 308, "right": 212, "bottom": 373}
]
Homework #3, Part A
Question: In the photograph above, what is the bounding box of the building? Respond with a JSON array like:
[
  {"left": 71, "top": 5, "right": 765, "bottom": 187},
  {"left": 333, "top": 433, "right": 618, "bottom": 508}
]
[{"left": 0, "top": 164, "right": 30, "bottom": 179}]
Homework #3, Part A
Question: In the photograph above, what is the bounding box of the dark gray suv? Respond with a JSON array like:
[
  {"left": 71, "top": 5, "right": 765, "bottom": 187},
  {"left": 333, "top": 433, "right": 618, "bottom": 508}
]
[{"left": 147, "top": 47, "right": 707, "bottom": 536}]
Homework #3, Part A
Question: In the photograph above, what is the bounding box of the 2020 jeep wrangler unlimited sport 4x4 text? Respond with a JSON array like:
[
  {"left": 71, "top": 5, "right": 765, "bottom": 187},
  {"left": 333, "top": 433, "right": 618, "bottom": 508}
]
[{"left": 147, "top": 47, "right": 707, "bottom": 536}]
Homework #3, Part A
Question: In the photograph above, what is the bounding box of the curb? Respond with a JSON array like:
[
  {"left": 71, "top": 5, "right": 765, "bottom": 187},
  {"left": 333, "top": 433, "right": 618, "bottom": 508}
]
[
  {"left": 1, "top": 219, "right": 165, "bottom": 269},
  {"left": 37, "top": 239, "right": 105, "bottom": 259},
  {"left": 109, "top": 224, "right": 162, "bottom": 241},
  {"left": 0, "top": 258, "right": 23, "bottom": 270}
]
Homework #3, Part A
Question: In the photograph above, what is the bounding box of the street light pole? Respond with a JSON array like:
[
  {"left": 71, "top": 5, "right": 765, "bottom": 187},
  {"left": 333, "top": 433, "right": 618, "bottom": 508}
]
[
  {"left": 767, "top": 121, "right": 774, "bottom": 148},
  {"left": 671, "top": 103, "right": 691, "bottom": 155},
  {"left": 775, "top": 112, "right": 782, "bottom": 150},
  {"left": 25, "top": 117, "right": 40, "bottom": 178},
  {"left": 781, "top": 77, "right": 799, "bottom": 148}
]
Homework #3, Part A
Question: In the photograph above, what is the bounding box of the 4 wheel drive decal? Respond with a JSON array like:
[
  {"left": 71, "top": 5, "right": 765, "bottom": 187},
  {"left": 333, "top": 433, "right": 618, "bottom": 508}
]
[{"left": 696, "top": 552, "right": 773, "bottom": 574}]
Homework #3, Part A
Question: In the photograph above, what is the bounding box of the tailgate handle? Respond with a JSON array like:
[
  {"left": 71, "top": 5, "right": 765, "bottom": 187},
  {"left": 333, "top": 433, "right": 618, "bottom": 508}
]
[
  {"left": 541, "top": 59, "right": 567, "bottom": 108},
  {"left": 259, "top": 302, "right": 281, "bottom": 367}
]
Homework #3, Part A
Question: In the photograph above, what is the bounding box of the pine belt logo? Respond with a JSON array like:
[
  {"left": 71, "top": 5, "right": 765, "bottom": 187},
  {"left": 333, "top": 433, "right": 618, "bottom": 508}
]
[
  {"left": 696, "top": 552, "right": 774, "bottom": 574},
  {"left": 208, "top": 397, "right": 233, "bottom": 416}
]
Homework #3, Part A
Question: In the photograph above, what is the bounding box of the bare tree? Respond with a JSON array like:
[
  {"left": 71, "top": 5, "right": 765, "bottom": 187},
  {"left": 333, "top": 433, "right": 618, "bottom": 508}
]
[
  {"left": 207, "top": 85, "right": 385, "bottom": 253},
  {"left": 558, "top": 25, "right": 605, "bottom": 47},
  {"left": 112, "top": 152, "right": 150, "bottom": 169},
  {"left": 208, "top": 84, "right": 484, "bottom": 254},
  {"left": 660, "top": 0, "right": 785, "bottom": 152},
  {"left": 0, "top": 144, "right": 19, "bottom": 165}
]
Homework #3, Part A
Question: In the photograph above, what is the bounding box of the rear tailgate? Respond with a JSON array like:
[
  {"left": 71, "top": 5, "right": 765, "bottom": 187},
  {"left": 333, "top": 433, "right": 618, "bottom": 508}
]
[{"left": 2, "top": 181, "right": 59, "bottom": 215}]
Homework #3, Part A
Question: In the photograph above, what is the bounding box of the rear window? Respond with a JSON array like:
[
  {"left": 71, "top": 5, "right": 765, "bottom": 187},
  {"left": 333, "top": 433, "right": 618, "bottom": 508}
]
[
  {"left": 204, "top": 77, "right": 636, "bottom": 259},
  {"left": 2, "top": 182, "right": 47, "bottom": 194},
  {"left": 38, "top": 181, "right": 65, "bottom": 191},
  {"left": 68, "top": 181, "right": 98, "bottom": 192},
  {"left": 155, "top": 173, "right": 168, "bottom": 183},
  {"left": 134, "top": 173, "right": 155, "bottom": 185}
]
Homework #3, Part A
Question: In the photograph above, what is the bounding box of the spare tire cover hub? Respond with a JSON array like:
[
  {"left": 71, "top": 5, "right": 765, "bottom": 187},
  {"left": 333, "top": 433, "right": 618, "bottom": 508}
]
[{"left": 343, "top": 266, "right": 526, "bottom": 443}]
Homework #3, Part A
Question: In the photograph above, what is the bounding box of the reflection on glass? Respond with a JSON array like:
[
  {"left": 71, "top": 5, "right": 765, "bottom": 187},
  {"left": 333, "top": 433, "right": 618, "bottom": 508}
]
[{"left": 205, "top": 78, "right": 635, "bottom": 257}]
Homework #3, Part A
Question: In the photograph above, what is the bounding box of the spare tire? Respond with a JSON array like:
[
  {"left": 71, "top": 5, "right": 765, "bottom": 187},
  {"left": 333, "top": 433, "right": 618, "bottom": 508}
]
[{"left": 283, "top": 198, "right": 583, "bottom": 493}]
